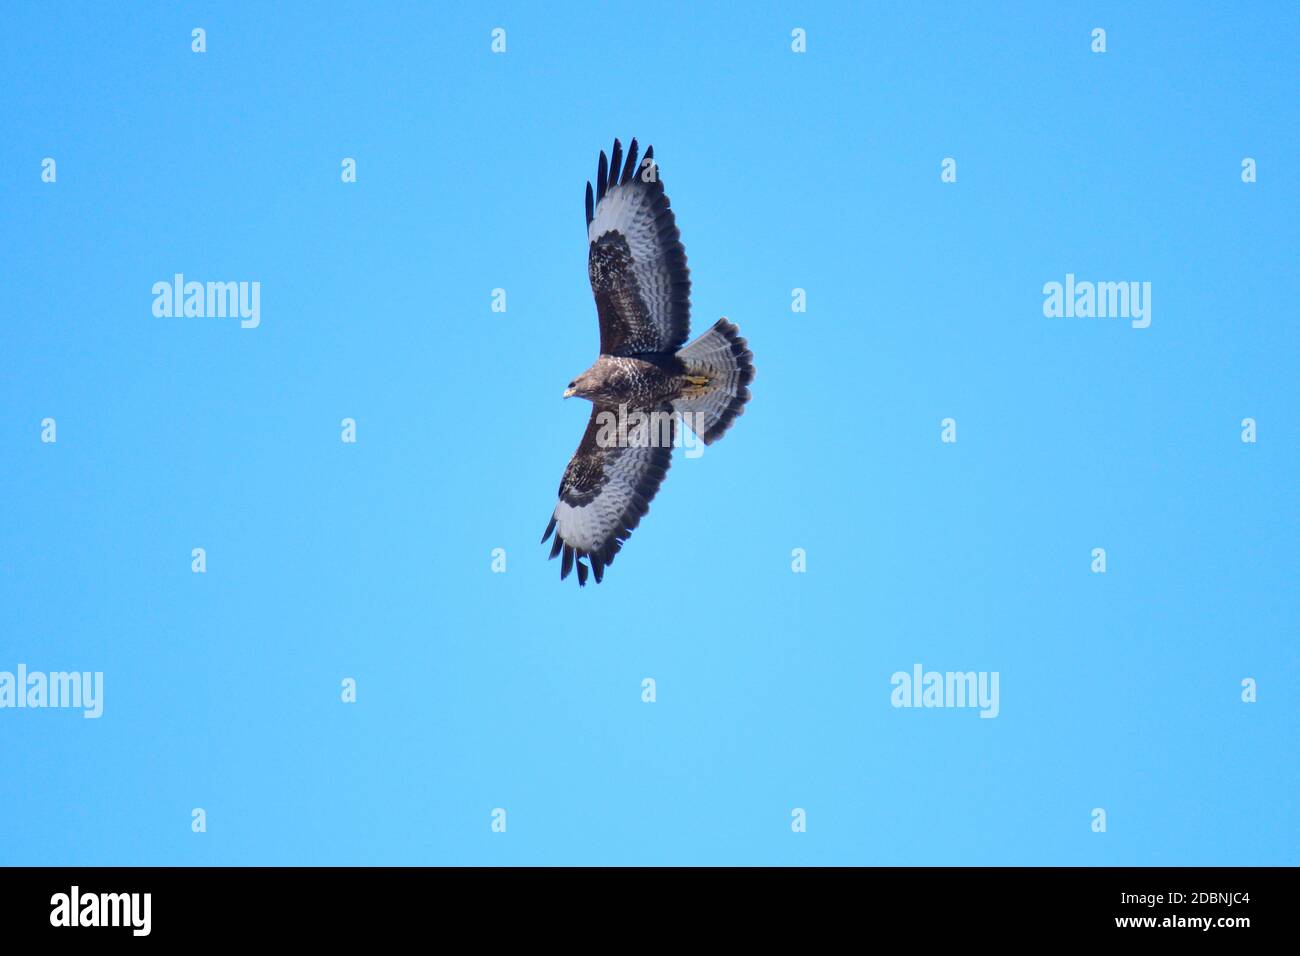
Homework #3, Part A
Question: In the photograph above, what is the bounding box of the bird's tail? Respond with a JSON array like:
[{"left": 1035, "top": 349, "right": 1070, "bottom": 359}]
[{"left": 673, "top": 318, "right": 754, "bottom": 445}]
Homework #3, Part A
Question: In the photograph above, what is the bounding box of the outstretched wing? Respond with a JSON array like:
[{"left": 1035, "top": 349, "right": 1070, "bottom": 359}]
[
  {"left": 541, "top": 404, "right": 676, "bottom": 586},
  {"left": 586, "top": 138, "right": 691, "bottom": 356}
]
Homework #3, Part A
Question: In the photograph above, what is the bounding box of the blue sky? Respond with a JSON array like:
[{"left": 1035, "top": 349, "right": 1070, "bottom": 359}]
[{"left": 1, "top": 1, "right": 1296, "bottom": 865}]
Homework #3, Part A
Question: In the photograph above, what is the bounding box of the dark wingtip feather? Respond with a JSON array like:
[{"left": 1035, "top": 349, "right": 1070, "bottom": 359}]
[
  {"left": 596, "top": 151, "right": 608, "bottom": 201},
  {"left": 590, "top": 553, "right": 605, "bottom": 583},
  {"left": 549, "top": 533, "right": 563, "bottom": 560},
  {"left": 622, "top": 138, "right": 639, "bottom": 185},
  {"left": 576, "top": 558, "right": 588, "bottom": 586},
  {"left": 609, "top": 139, "right": 623, "bottom": 187},
  {"left": 541, "top": 515, "right": 557, "bottom": 544},
  {"left": 585, "top": 181, "right": 594, "bottom": 228},
  {"left": 561, "top": 544, "right": 574, "bottom": 580}
]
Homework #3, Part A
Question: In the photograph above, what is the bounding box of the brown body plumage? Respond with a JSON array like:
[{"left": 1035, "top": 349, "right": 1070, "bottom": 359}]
[{"left": 566, "top": 353, "right": 687, "bottom": 408}]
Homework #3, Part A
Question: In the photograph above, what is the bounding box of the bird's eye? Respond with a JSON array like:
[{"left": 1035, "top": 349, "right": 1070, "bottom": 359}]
[{"left": 568, "top": 382, "right": 576, "bottom": 389}]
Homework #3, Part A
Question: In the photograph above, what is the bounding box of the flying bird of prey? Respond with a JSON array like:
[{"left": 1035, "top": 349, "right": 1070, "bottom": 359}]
[{"left": 541, "top": 138, "right": 755, "bottom": 585}]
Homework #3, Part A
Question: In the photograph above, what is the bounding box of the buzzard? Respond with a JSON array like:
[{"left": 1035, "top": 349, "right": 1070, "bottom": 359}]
[{"left": 541, "top": 138, "right": 755, "bottom": 585}]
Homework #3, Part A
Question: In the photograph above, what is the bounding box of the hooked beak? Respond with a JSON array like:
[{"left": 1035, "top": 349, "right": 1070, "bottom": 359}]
[{"left": 563, "top": 387, "right": 576, "bottom": 399}]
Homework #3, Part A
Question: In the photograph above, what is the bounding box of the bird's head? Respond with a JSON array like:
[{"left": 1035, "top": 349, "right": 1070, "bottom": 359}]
[{"left": 563, "top": 369, "right": 596, "bottom": 400}]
